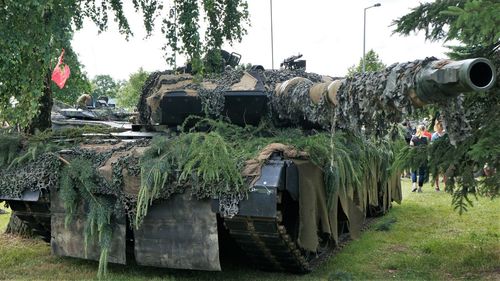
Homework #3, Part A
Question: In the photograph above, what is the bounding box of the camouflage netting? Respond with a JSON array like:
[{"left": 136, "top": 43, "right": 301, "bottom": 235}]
[
  {"left": 439, "top": 95, "right": 472, "bottom": 145},
  {"left": 0, "top": 153, "right": 61, "bottom": 199},
  {"left": 335, "top": 59, "right": 435, "bottom": 138},
  {"left": 60, "top": 140, "right": 151, "bottom": 222}
]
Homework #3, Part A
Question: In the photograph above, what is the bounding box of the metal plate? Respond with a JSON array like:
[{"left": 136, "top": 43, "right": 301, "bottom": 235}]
[
  {"left": 134, "top": 191, "right": 221, "bottom": 271},
  {"left": 159, "top": 92, "right": 203, "bottom": 126},
  {"left": 237, "top": 186, "right": 278, "bottom": 218},
  {"left": 50, "top": 188, "right": 126, "bottom": 264},
  {"left": 158, "top": 90, "right": 268, "bottom": 127},
  {"left": 253, "top": 161, "right": 284, "bottom": 189},
  {"left": 222, "top": 91, "right": 268, "bottom": 126},
  {"left": 212, "top": 161, "right": 284, "bottom": 218},
  {"left": 0, "top": 190, "right": 40, "bottom": 202}
]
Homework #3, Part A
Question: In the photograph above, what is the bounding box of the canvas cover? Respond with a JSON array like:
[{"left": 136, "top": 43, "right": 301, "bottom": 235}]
[{"left": 243, "top": 143, "right": 401, "bottom": 252}]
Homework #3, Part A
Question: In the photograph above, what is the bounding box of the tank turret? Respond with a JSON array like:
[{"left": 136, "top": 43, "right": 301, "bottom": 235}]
[{"left": 137, "top": 57, "right": 495, "bottom": 136}]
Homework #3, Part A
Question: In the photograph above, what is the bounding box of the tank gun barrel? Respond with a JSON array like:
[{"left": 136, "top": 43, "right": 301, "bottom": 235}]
[
  {"left": 413, "top": 58, "right": 496, "bottom": 105},
  {"left": 271, "top": 57, "right": 496, "bottom": 130}
]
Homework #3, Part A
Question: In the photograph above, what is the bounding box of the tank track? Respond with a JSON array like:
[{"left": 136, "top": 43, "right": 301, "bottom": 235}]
[
  {"left": 223, "top": 191, "right": 380, "bottom": 273},
  {"left": 6, "top": 195, "right": 51, "bottom": 242},
  {"left": 223, "top": 211, "right": 309, "bottom": 272}
]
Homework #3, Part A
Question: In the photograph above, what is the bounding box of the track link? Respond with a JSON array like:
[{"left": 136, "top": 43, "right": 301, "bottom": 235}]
[
  {"left": 224, "top": 213, "right": 309, "bottom": 272},
  {"left": 223, "top": 192, "right": 382, "bottom": 273}
]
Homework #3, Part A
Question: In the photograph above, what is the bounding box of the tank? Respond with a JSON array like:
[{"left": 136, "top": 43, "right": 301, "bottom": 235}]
[
  {"left": 51, "top": 97, "right": 135, "bottom": 131},
  {"left": 0, "top": 57, "right": 496, "bottom": 276}
]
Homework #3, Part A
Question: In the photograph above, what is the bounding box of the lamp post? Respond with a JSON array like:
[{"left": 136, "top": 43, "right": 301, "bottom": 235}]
[
  {"left": 270, "top": 0, "right": 275, "bottom": 70},
  {"left": 363, "top": 3, "right": 381, "bottom": 73}
]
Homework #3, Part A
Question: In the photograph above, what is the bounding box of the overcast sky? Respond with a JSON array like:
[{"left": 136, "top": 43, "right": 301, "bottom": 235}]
[{"left": 72, "top": 0, "right": 449, "bottom": 80}]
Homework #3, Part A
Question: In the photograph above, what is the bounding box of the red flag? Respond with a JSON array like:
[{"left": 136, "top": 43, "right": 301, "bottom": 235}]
[{"left": 51, "top": 49, "right": 70, "bottom": 89}]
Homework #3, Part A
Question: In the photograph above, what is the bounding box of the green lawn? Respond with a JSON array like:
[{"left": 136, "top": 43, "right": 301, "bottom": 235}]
[
  {"left": 0, "top": 204, "right": 10, "bottom": 233},
  {"left": 0, "top": 179, "right": 499, "bottom": 280}
]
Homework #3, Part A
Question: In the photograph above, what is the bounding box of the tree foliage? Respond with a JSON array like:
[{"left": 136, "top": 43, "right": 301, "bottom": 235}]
[
  {"left": 392, "top": 0, "right": 499, "bottom": 57},
  {"left": 347, "top": 49, "right": 386, "bottom": 76},
  {"left": 91, "top": 74, "right": 119, "bottom": 99},
  {"left": 0, "top": 1, "right": 87, "bottom": 129},
  {"left": 116, "top": 68, "right": 149, "bottom": 110},
  {"left": 162, "top": 0, "right": 249, "bottom": 73},
  {"left": 0, "top": 0, "right": 249, "bottom": 130},
  {"left": 393, "top": 0, "right": 500, "bottom": 211}
]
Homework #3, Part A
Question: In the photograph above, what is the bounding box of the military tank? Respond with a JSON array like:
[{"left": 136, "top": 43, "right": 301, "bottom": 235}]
[
  {"left": 51, "top": 96, "right": 135, "bottom": 131},
  {"left": 0, "top": 56, "right": 496, "bottom": 276}
]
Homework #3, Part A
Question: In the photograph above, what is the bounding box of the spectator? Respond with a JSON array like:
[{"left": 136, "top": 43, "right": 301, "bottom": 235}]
[
  {"left": 402, "top": 121, "right": 414, "bottom": 178},
  {"left": 423, "top": 127, "right": 432, "bottom": 140},
  {"left": 403, "top": 120, "right": 414, "bottom": 145},
  {"left": 410, "top": 124, "right": 428, "bottom": 192},
  {"left": 431, "top": 120, "right": 446, "bottom": 191}
]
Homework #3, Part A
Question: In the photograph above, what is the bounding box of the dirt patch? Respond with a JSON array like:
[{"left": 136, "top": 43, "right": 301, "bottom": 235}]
[
  {"left": 386, "top": 244, "right": 409, "bottom": 253},
  {"left": 480, "top": 268, "right": 500, "bottom": 280}
]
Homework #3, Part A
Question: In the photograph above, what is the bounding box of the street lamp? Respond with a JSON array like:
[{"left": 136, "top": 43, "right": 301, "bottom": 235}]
[
  {"left": 362, "top": 3, "right": 381, "bottom": 73},
  {"left": 270, "top": 0, "right": 275, "bottom": 70}
]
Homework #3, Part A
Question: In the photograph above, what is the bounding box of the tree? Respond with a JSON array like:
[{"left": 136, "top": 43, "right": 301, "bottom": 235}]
[
  {"left": 163, "top": 0, "right": 249, "bottom": 73},
  {"left": 116, "top": 68, "right": 149, "bottom": 110},
  {"left": 0, "top": 2, "right": 91, "bottom": 132},
  {"left": 0, "top": 0, "right": 249, "bottom": 132},
  {"left": 347, "top": 49, "right": 386, "bottom": 76},
  {"left": 91, "top": 75, "right": 119, "bottom": 99},
  {"left": 393, "top": 0, "right": 499, "bottom": 212},
  {"left": 393, "top": 0, "right": 499, "bottom": 58}
]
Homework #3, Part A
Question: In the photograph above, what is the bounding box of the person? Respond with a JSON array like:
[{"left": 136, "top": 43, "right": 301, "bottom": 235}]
[
  {"left": 403, "top": 120, "right": 414, "bottom": 145},
  {"left": 431, "top": 120, "right": 445, "bottom": 141},
  {"left": 423, "top": 126, "right": 432, "bottom": 140},
  {"left": 410, "top": 124, "right": 428, "bottom": 192},
  {"left": 402, "top": 121, "right": 414, "bottom": 178},
  {"left": 76, "top": 93, "right": 93, "bottom": 109},
  {"left": 431, "top": 120, "right": 446, "bottom": 191}
]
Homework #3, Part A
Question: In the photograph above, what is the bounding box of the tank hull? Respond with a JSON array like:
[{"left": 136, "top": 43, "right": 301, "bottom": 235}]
[{"left": 2, "top": 146, "right": 399, "bottom": 272}]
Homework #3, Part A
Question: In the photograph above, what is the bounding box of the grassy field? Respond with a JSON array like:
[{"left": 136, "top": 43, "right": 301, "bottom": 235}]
[
  {"left": 0, "top": 205, "right": 9, "bottom": 233},
  {"left": 0, "top": 179, "right": 498, "bottom": 281}
]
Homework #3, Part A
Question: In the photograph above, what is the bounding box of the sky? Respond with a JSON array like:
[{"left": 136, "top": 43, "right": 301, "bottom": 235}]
[{"left": 72, "top": 0, "right": 449, "bottom": 81}]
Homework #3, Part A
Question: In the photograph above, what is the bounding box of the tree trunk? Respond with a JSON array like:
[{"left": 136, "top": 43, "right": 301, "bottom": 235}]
[
  {"left": 5, "top": 213, "right": 33, "bottom": 237},
  {"left": 27, "top": 71, "right": 53, "bottom": 134}
]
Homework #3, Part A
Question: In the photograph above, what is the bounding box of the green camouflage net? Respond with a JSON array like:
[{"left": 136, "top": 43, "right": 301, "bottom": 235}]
[{"left": 0, "top": 153, "right": 61, "bottom": 199}]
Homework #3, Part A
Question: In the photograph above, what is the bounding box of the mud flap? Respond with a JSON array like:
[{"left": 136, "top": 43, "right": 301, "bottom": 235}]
[
  {"left": 50, "top": 187, "right": 127, "bottom": 264},
  {"left": 134, "top": 191, "right": 221, "bottom": 271}
]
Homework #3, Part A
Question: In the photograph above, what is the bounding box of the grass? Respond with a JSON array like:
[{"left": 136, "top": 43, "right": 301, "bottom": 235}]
[
  {"left": 0, "top": 179, "right": 499, "bottom": 280},
  {"left": 0, "top": 204, "right": 10, "bottom": 233}
]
